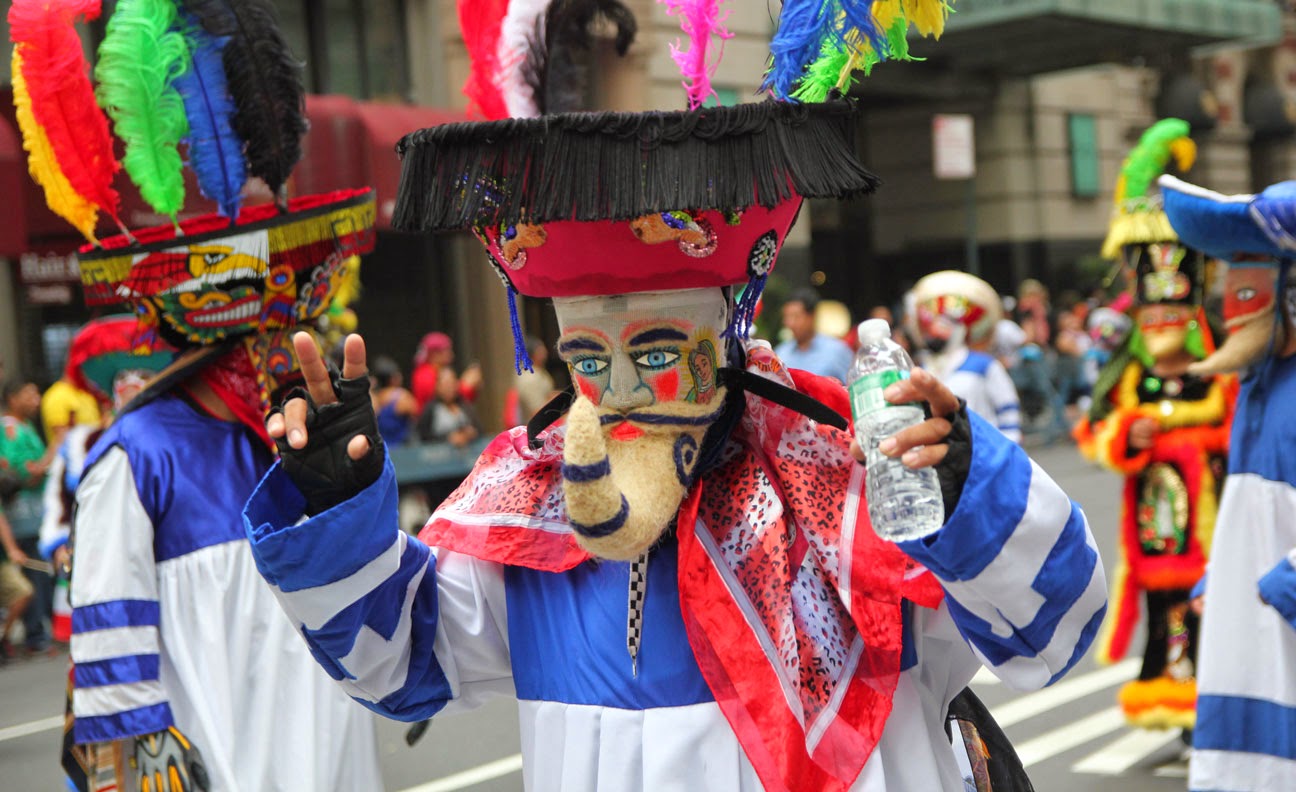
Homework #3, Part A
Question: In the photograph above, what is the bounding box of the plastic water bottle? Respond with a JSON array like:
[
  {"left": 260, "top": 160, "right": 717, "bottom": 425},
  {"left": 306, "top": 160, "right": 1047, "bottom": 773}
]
[{"left": 848, "top": 319, "right": 944, "bottom": 541}]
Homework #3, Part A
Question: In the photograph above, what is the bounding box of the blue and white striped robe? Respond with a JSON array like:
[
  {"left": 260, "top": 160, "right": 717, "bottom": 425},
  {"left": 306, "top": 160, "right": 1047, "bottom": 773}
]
[
  {"left": 246, "top": 411, "right": 1103, "bottom": 791},
  {"left": 1191, "top": 355, "right": 1296, "bottom": 792}
]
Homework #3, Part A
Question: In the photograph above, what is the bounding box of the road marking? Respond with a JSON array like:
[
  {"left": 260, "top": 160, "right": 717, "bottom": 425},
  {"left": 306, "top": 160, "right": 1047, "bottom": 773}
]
[
  {"left": 989, "top": 658, "right": 1139, "bottom": 728},
  {"left": 1071, "top": 728, "right": 1182, "bottom": 775},
  {"left": 0, "top": 715, "right": 63, "bottom": 743},
  {"left": 398, "top": 754, "right": 524, "bottom": 792},
  {"left": 1153, "top": 760, "right": 1189, "bottom": 778},
  {"left": 1015, "top": 706, "right": 1125, "bottom": 768}
]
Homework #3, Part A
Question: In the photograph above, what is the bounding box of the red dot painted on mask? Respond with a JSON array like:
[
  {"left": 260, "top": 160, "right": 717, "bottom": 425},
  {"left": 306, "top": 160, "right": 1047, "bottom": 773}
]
[
  {"left": 576, "top": 377, "right": 600, "bottom": 403},
  {"left": 650, "top": 369, "right": 680, "bottom": 402}
]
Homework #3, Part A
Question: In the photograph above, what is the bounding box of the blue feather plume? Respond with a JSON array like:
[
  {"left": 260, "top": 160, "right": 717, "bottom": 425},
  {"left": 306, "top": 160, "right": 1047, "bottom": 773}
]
[
  {"left": 175, "top": 16, "right": 247, "bottom": 219},
  {"left": 764, "top": 0, "right": 885, "bottom": 101}
]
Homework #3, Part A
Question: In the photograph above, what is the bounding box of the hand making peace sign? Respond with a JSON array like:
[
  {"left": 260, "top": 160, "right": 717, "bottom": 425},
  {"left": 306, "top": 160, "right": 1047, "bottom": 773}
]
[{"left": 267, "top": 332, "right": 386, "bottom": 514}]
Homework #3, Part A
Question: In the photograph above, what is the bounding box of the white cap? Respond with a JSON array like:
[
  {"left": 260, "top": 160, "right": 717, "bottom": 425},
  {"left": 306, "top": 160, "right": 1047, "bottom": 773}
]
[{"left": 858, "top": 318, "right": 891, "bottom": 346}]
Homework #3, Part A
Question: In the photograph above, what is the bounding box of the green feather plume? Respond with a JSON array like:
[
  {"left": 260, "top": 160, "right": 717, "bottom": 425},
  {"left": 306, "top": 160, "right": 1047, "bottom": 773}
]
[
  {"left": 790, "top": 8, "right": 925, "bottom": 104},
  {"left": 1117, "top": 118, "right": 1193, "bottom": 203},
  {"left": 95, "top": 0, "right": 190, "bottom": 219}
]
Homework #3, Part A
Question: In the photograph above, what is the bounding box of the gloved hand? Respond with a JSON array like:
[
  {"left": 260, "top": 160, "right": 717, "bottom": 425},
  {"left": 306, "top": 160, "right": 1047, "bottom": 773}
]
[
  {"left": 267, "top": 333, "right": 385, "bottom": 516},
  {"left": 132, "top": 727, "right": 209, "bottom": 792}
]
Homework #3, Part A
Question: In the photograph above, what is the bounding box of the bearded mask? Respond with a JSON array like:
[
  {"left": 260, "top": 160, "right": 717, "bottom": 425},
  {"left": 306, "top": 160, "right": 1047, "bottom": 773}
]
[
  {"left": 556, "top": 288, "right": 729, "bottom": 560},
  {"left": 1189, "top": 260, "right": 1282, "bottom": 375}
]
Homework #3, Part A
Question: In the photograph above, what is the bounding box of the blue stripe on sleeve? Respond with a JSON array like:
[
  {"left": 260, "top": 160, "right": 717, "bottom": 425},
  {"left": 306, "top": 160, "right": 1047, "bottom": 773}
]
[
  {"left": 933, "top": 503, "right": 1098, "bottom": 667},
  {"left": 900, "top": 412, "right": 1031, "bottom": 581},
  {"left": 995, "top": 403, "right": 1020, "bottom": 415},
  {"left": 245, "top": 457, "right": 400, "bottom": 592},
  {"left": 299, "top": 538, "right": 453, "bottom": 721},
  {"left": 74, "top": 654, "right": 161, "bottom": 688},
  {"left": 73, "top": 702, "right": 173, "bottom": 745},
  {"left": 72, "top": 600, "right": 160, "bottom": 633},
  {"left": 1196, "top": 695, "right": 1296, "bottom": 760}
]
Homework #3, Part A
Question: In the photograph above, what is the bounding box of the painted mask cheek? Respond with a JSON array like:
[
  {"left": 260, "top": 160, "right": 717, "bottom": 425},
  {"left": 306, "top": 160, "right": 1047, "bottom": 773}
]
[
  {"left": 646, "top": 368, "right": 683, "bottom": 402},
  {"left": 575, "top": 376, "right": 602, "bottom": 404}
]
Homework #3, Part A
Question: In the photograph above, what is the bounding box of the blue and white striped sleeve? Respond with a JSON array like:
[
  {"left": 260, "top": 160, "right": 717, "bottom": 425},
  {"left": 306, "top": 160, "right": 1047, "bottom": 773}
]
[
  {"left": 985, "top": 358, "right": 1023, "bottom": 444},
  {"left": 899, "top": 412, "right": 1106, "bottom": 691},
  {"left": 245, "top": 457, "right": 513, "bottom": 722},
  {"left": 70, "top": 446, "right": 172, "bottom": 744}
]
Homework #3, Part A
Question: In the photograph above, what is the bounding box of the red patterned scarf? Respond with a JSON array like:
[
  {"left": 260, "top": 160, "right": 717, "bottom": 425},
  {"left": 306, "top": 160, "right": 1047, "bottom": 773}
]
[{"left": 420, "top": 344, "right": 943, "bottom": 790}]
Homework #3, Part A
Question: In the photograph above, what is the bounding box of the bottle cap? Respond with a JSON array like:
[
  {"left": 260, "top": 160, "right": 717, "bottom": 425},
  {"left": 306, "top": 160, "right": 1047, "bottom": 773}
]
[{"left": 858, "top": 318, "right": 891, "bottom": 346}]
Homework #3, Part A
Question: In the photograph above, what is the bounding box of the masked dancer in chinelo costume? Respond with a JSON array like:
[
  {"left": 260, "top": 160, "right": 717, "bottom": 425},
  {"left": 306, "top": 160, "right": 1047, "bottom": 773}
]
[
  {"left": 244, "top": 2, "right": 1105, "bottom": 790},
  {"left": 1073, "top": 120, "right": 1236, "bottom": 734},
  {"left": 1160, "top": 175, "right": 1296, "bottom": 792},
  {"left": 9, "top": 0, "right": 382, "bottom": 789}
]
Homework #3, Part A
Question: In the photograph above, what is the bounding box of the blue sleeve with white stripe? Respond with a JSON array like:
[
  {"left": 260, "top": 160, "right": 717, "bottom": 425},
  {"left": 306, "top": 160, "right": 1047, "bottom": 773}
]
[
  {"left": 899, "top": 412, "right": 1107, "bottom": 690},
  {"left": 246, "top": 457, "right": 460, "bottom": 722},
  {"left": 70, "top": 446, "right": 174, "bottom": 744}
]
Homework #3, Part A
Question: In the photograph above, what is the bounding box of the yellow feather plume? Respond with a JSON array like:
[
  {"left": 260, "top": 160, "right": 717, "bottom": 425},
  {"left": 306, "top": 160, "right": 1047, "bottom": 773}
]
[
  {"left": 903, "top": 0, "right": 950, "bottom": 39},
  {"left": 11, "top": 48, "right": 99, "bottom": 244}
]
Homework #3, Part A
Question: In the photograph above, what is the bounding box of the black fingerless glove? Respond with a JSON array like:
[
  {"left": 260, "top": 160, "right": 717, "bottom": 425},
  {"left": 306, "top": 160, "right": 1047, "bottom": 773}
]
[
  {"left": 932, "top": 399, "right": 973, "bottom": 518},
  {"left": 270, "top": 371, "right": 385, "bottom": 516}
]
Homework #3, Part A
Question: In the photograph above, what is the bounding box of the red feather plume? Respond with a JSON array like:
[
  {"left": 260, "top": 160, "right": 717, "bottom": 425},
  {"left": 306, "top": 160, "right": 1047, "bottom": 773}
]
[
  {"left": 458, "top": 0, "right": 511, "bottom": 119},
  {"left": 8, "top": 0, "right": 123, "bottom": 224}
]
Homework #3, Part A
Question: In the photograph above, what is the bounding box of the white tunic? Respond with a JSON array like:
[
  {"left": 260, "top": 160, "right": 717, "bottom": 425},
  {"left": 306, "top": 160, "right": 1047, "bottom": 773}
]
[{"left": 71, "top": 396, "right": 381, "bottom": 791}]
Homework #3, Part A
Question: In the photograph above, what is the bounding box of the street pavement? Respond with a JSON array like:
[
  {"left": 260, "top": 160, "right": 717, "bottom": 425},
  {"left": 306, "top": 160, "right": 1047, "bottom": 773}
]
[{"left": 0, "top": 442, "right": 1191, "bottom": 791}]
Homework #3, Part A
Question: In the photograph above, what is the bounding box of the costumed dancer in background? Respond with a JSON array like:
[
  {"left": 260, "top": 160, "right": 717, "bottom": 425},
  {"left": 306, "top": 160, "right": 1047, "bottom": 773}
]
[
  {"left": 1161, "top": 175, "right": 1296, "bottom": 792},
  {"left": 37, "top": 316, "right": 173, "bottom": 791},
  {"left": 8, "top": 1, "right": 383, "bottom": 789},
  {"left": 909, "top": 270, "right": 1022, "bottom": 442},
  {"left": 243, "top": 2, "right": 1105, "bottom": 790},
  {"left": 1073, "top": 119, "right": 1235, "bottom": 732}
]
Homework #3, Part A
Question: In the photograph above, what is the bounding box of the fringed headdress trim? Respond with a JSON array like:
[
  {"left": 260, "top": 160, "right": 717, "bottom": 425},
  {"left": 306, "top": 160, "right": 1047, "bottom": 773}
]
[{"left": 393, "top": 99, "right": 877, "bottom": 232}]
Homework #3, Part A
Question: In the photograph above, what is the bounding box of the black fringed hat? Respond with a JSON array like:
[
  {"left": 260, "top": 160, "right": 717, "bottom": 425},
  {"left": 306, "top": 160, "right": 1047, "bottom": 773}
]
[{"left": 393, "top": 100, "right": 876, "bottom": 323}]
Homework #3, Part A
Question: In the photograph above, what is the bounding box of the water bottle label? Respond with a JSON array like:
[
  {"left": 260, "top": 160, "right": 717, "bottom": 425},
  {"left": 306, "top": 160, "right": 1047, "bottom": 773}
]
[{"left": 849, "top": 370, "right": 909, "bottom": 419}]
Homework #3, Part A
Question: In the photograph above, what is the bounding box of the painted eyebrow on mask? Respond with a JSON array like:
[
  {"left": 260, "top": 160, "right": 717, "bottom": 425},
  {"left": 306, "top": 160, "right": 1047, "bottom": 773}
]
[
  {"left": 627, "top": 327, "right": 689, "bottom": 346},
  {"left": 558, "top": 337, "right": 607, "bottom": 355}
]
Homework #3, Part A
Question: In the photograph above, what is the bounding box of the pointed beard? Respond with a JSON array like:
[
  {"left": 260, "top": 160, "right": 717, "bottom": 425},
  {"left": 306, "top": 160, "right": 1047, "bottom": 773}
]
[
  {"left": 561, "top": 391, "right": 726, "bottom": 561},
  {"left": 1188, "top": 309, "right": 1275, "bottom": 376}
]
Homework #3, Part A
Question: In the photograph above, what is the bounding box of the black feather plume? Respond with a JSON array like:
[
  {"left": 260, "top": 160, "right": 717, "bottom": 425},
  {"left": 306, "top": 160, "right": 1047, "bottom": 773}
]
[
  {"left": 524, "top": 0, "right": 638, "bottom": 115},
  {"left": 181, "top": 0, "right": 307, "bottom": 207}
]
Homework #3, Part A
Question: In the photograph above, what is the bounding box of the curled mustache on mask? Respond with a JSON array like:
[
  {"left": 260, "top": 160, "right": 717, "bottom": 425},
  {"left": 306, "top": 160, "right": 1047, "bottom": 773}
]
[
  {"left": 1188, "top": 308, "right": 1276, "bottom": 376},
  {"left": 561, "top": 392, "right": 726, "bottom": 561}
]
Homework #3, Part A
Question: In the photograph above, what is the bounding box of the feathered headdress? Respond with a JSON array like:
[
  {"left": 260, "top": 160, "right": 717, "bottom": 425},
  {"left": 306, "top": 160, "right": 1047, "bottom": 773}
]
[
  {"left": 9, "top": 0, "right": 377, "bottom": 359},
  {"left": 1101, "top": 118, "right": 1196, "bottom": 260}
]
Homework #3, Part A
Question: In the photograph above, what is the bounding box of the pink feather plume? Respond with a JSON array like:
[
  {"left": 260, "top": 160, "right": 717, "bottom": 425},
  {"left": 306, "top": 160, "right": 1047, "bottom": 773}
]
[
  {"left": 659, "top": 0, "right": 733, "bottom": 110},
  {"left": 458, "top": 0, "right": 512, "bottom": 119}
]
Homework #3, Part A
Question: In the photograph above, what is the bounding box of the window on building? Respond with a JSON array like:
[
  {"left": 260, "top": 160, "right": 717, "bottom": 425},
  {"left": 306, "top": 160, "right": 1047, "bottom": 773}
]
[
  {"left": 1068, "top": 113, "right": 1100, "bottom": 199},
  {"left": 705, "top": 87, "right": 742, "bottom": 108}
]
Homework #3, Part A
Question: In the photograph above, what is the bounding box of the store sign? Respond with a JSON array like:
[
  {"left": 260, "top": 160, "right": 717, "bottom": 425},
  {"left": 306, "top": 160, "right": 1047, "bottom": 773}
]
[
  {"left": 19, "top": 251, "right": 80, "bottom": 283},
  {"left": 933, "top": 114, "right": 976, "bottom": 180},
  {"left": 26, "top": 283, "right": 74, "bottom": 305}
]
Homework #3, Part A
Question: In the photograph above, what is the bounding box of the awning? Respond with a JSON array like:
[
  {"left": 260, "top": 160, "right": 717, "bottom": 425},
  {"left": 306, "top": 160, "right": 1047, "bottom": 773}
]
[
  {"left": 298, "top": 95, "right": 468, "bottom": 229},
  {"left": 854, "top": 0, "right": 1283, "bottom": 100},
  {"left": 0, "top": 113, "right": 27, "bottom": 258}
]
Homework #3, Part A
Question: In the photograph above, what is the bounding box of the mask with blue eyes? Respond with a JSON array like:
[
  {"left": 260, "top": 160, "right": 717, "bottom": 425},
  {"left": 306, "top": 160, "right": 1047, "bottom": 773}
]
[{"left": 552, "top": 288, "right": 732, "bottom": 561}]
